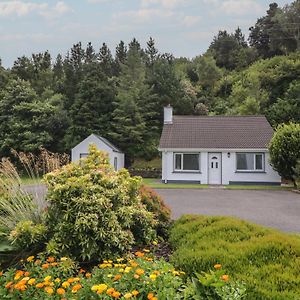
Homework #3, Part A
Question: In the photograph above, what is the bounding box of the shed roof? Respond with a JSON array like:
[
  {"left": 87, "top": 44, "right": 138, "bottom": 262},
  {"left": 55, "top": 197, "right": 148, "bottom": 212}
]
[{"left": 159, "top": 115, "right": 274, "bottom": 149}]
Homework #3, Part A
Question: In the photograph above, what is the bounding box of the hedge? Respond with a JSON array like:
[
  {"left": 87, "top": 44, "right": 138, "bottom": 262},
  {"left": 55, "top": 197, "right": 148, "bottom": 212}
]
[{"left": 169, "top": 215, "right": 300, "bottom": 300}]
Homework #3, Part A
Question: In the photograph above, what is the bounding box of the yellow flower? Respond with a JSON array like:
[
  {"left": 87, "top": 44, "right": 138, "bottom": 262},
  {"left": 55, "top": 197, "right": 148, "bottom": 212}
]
[
  {"left": 132, "top": 290, "right": 139, "bottom": 296},
  {"left": 45, "top": 287, "right": 54, "bottom": 294},
  {"left": 152, "top": 241, "right": 158, "bottom": 245},
  {"left": 28, "top": 278, "right": 36, "bottom": 285},
  {"left": 214, "top": 264, "right": 222, "bottom": 270},
  {"left": 124, "top": 293, "right": 132, "bottom": 299},
  {"left": 54, "top": 278, "right": 61, "bottom": 283},
  {"left": 57, "top": 288, "right": 65, "bottom": 295},
  {"left": 143, "top": 249, "right": 150, "bottom": 253},
  {"left": 118, "top": 268, "right": 124, "bottom": 273},
  {"left": 116, "top": 258, "right": 124, "bottom": 262},
  {"left": 60, "top": 257, "right": 68, "bottom": 261},
  {"left": 44, "top": 276, "right": 52, "bottom": 282},
  {"left": 91, "top": 284, "right": 107, "bottom": 294},
  {"left": 62, "top": 281, "right": 70, "bottom": 288},
  {"left": 124, "top": 267, "right": 132, "bottom": 273},
  {"left": 149, "top": 274, "right": 157, "bottom": 281},
  {"left": 27, "top": 256, "right": 35, "bottom": 262}
]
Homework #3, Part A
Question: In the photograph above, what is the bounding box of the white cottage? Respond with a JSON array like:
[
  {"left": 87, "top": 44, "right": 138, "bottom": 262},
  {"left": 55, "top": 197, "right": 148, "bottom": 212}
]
[
  {"left": 71, "top": 134, "right": 125, "bottom": 171},
  {"left": 158, "top": 106, "right": 281, "bottom": 185}
]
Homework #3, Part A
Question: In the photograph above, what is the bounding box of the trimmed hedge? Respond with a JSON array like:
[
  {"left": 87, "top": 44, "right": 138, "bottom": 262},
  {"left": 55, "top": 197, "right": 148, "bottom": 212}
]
[{"left": 169, "top": 215, "right": 300, "bottom": 300}]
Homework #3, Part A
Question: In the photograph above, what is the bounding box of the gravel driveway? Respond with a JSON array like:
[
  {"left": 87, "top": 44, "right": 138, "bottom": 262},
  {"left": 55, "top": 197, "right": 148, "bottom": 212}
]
[{"left": 156, "top": 189, "right": 300, "bottom": 233}]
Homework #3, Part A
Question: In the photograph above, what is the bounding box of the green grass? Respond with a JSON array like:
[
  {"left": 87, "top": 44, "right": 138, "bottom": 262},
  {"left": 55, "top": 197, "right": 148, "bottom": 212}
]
[
  {"left": 20, "top": 176, "right": 42, "bottom": 185},
  {"left": 142, "top": 178, "right": 209, "bottom": 189},
  {"left": 131, "top": 157, "right": 162, "bottom": 169},
  {"left": 142, "top": 178, "right": 294, "bottom": 190},
  {"left": 225, "top": 185, "right": 293, "bottom": 190}
]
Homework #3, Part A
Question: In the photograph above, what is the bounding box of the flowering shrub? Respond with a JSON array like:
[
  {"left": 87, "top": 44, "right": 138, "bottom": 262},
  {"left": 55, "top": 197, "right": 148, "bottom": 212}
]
[
  {"left": 139, "top": 186, "right": 171, "bottom": 238},
  {"left": 0, "top": 251, "right": 187, "bottom": 300},
  {"left": 43, "top": 145, "right": 161, "bottom": 261}
]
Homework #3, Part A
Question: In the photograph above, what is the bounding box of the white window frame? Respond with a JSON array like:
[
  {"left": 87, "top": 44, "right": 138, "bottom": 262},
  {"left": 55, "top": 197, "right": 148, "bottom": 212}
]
[
  {"left": 236, "top": 153, "right": 265, "bottom": 172},
  {"left": 174, "top": 153, "right": 201, "bottom": 172}
]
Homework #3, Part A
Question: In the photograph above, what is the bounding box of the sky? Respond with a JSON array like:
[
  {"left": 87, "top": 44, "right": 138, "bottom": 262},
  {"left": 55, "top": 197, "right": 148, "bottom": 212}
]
[{"left": 0, "top": 0, "right": 294, "bottom": 68}]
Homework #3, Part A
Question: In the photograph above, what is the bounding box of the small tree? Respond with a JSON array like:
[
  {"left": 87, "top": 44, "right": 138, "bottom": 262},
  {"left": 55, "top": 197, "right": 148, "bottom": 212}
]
[{"left": 269, "top": 123, "right": 300, "bottom": 187}]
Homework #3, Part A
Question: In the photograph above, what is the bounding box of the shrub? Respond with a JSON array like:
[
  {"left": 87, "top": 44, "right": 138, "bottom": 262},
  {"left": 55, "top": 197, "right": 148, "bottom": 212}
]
[
  {"left": 269, "top": 122, "right": 300, "bottom": 186},
  {"left": 169, "top": 215, "right": 300, "bottom": 300},
  {"left": 139, "top": 185, "right": 171, "bottom": 238},
  {"left": 0, "top": 251, "right": 187, "bottom": 300},
  {"left": 43, "top": 145, "right": 159, "bottom": 261}
]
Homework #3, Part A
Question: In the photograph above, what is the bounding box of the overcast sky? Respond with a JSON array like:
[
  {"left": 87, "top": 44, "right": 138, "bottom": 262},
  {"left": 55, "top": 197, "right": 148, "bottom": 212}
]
[{"left": 0, "top": 0, "right": 294, "bottom": 67}]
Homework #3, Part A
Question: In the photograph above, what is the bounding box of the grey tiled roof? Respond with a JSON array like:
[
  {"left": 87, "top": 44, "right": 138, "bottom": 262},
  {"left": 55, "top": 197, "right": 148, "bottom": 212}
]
[{"left": 159, "top": 115, "right": 274, "bottom": 149}]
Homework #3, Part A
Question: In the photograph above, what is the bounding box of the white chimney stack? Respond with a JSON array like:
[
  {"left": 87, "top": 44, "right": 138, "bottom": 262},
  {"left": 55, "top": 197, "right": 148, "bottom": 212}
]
[{"left": 164, "top": 105, "right": 173, "bottom": 124}]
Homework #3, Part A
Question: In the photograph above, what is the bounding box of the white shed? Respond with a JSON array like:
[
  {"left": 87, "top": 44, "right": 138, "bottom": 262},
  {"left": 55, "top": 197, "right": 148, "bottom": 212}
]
[{"left": 71, "top": 134, "right": 125, "bottom": 171}]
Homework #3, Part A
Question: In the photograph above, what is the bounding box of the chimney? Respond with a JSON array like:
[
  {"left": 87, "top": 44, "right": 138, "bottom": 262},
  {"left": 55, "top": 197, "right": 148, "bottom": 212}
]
[{"left": 164, "top": 105, "right": 173, "bottom": 124}]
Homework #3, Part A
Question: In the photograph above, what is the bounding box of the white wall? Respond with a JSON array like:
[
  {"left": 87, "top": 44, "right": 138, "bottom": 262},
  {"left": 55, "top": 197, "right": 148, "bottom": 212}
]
[
  {"left": 161, "top": 149, "right": 281, "bottom": 185},
  {"left": 71, "top": 135, "right": 125, "bottom": 171}
]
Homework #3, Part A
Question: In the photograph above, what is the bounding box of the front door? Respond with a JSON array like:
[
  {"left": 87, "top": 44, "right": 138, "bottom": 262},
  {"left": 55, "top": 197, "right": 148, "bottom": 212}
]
[{"left": 208, "top": 153, "right": 222, "bottom": 185}]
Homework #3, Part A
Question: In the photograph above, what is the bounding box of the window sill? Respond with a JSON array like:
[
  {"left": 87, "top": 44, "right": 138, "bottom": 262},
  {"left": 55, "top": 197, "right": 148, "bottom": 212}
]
[
  {"left": 173, "top": 171, "right": 202, "bottom": 174},
  {"left": 235, "top": 171, "right": 266, "bottom": 174}
]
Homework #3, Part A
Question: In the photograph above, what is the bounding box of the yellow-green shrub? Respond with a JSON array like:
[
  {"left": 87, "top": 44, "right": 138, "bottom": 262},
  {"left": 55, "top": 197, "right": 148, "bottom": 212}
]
[
  {"left": 43, "top": 145, "right": 158, "bottom": 262},
  {"left": 170, "top": 215, "right": 300, "bottom": 300}
]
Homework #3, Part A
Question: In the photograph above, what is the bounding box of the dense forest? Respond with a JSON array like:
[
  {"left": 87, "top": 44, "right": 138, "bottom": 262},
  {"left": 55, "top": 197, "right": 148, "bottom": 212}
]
[{"left": 0, "top": 1, "right": 299, "bottom": 165}]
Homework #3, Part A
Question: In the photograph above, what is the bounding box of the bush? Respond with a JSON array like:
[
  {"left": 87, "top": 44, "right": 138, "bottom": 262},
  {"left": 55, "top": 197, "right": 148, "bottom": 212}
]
[
  {"left": 0, "top": 251, "right": 187, "bottom": 300},
  {"left": 43, "top": 145, "right": 164, "bottom": 262},
  {"left": 269, "top": 122, "right": 300, "bottom": 186},
  {"left": 139, "top": 185, "right": 171, "bottom": 238},
  {"left": 169, "top": 215, "right": 300, "bottom": 300}
]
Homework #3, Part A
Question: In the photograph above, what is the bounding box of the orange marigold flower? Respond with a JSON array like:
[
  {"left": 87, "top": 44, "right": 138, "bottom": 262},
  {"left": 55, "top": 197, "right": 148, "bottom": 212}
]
[
  {"left": 5, "top": 281, "right": 13, "bottom": 289},
  {"left": 133, "top": 274, "right": 140, "bottom": 279},
  {"left": 67, "top": 278, "right": 75, "bottom": 283},
  {"left": 107, "top": 288, "right": 115, "bottom": 295},
  {"left": 134, "top": 251, "right": 144, "bottom": 257},
  {"left": 72, "top": 283, "right": 82, "bottom": 293},
  {"left": 47, "top": 257, "right": 55, "bottom": 263},
  {"left": 112, "top": 291, "right": 121, "bottom": 298},
  {"left": 24, "top": 271, "right": 30, "bottom": 276},
  {"left": 35, "top": 259, "right": 41, "bottom": 265},
  {"left": 214, "top": 264, "right": 222, "bottom": 270},
  {"left": 51, "top": 262, "right": 58, "bottom": 267},
  {"left": 0, "top": 271, "right": 3, "bottom": 276},
  {"left": 135, "top": 269, "right": 145, "bottom": 276},
  {"left": 42, "top": 263, "right": 49, "bottom": 269},
  {"left": 79, "top": 268, "right": 86, "bottom": 274},
  {"left": 57, "top": 288, "right": 66, "bottom": 295},
  {"left": 221, "top": 275, "right": 229, "bottom": 282},
  {"left": 147, "top": 293, "right": 155, "bottom": 299},
  {"left": 36, "top": 283, "right": 44, "bottom": 288},
  {"left": 114, "top": 274, "right": 122, "bottom": 281},
  {"left": 85, "top": 272, "right": 92, "bottom": 278},
  {"left": 132, "top": 290, "right": 139, "bottom": 296}
]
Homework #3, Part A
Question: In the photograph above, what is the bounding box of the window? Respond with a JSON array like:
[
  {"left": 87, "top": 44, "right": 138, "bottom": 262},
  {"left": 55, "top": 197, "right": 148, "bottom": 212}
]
[
  {"left": 114, "top": 157, "right": 118, "bottom": 171},
  {"left": 80, "top": 153, "right": 89, "bottom": 159},
  {"left": 236, "top": 153, "right": 264, "bottom": 171},
  {"left": 174, "top": 153, "right": 200, "bottom": 172}
]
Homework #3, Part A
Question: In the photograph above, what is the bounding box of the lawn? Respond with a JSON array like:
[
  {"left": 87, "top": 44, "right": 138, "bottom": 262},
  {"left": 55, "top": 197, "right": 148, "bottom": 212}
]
[{"left": 142, "top": 178, "right": 294, "bottom": 190}]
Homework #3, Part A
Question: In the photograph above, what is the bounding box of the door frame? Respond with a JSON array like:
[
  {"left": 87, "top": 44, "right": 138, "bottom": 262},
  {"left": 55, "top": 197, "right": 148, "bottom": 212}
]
[{"left": 207, "top": 152, "right": 222, "bottom": 185}]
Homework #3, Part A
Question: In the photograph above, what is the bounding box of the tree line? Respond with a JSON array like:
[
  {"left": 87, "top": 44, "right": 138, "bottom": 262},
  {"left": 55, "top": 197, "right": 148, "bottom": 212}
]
[{"left": 0, "top": 1, "right": 299, "bottom": 165}]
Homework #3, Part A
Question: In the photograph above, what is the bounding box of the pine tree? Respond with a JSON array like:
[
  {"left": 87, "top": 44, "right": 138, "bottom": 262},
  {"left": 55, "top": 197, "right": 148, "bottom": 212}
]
[{"left": 98, "top": 43, "right": 114, "bottom": 77}]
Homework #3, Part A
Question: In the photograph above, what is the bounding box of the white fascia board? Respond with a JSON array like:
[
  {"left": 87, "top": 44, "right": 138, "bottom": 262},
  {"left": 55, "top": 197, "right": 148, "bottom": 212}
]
[{"left": 158, "top": 148, "right": 268, "bottom": 152}]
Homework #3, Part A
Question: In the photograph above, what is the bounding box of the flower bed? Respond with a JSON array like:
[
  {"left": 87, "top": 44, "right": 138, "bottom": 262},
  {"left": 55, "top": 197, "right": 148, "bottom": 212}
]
[{"left": 0, "top": 251, "right": 186, "bottom": 299}]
